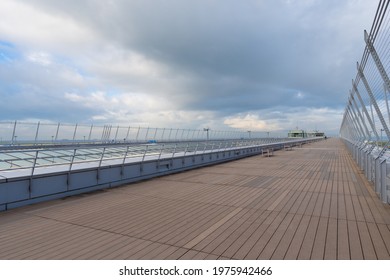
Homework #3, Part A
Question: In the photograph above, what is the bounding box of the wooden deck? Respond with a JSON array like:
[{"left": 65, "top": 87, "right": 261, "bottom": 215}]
[{"left": 1, "top": 138, "right": 390, "bottom": 260}]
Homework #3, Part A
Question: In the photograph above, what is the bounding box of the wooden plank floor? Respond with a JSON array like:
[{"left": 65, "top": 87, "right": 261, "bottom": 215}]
[{"left": 1, "top": 138, "right": 390, "bottom": 260}]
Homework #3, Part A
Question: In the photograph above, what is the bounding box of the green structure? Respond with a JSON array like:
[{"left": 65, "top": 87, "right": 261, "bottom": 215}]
[
  {"left": 288, "top": 129, "right": 307, "bottom": 138},
  {"left": 288, "top": 129, "right": 325, "bottom": 138}
]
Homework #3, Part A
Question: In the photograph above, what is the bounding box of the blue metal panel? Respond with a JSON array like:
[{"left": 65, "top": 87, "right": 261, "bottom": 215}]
[
  {"left": 0, "top": 180, "right": 29, "bottom": 203},
  {"left": 98, "top": 167, "right": 122, "bottom": 184},
  {"left": 31, "top": 175, "right": 68, "bottom": 198},
  {"left": 123, "top": 164, "right": 141, "bottom": 179},
  {"left": 69, "top": 170, "right": 97, "bottom": 190}
]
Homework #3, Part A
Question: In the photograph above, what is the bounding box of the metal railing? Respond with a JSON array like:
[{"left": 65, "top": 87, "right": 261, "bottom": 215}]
[
  {"left": 340, "top": 0, "right": 390, "bottom": 203},
  {"left": 0, "top": 121, "right": 282, "bottom": 146},
  {"left": 0, "top": 138, "right": 303, "bottom": 176}
]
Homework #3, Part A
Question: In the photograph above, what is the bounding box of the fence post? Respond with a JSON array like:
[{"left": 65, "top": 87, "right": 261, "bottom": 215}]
[
  {"left": 31, "top": 150, "right": 39, "bottom": 176},
  {"left": 142, "top": 145, "right": 149, "bottom": 162},
  {"left": 136, "top": 126, "right": 140, "bottom": 142},
  {"left": 69, "top": 149, "right": 77, "bottom": 172},
  {"left": 55, "top": 122, "right": 60, "bottom": 141},
  {"left": 125, "top": 126, "right": 131, "bottom": 142},
  {"left": 88, "top": 124, "right": 93, "bottom": 141},
  {"left": 153, "top": 128, "right": 158, "bottom": 140},
  {"left": 175, "top": 129, "right": 179, "bottom": 141},
  {"left": 34, "top": 121, "right": 40, "bottom": 144},
  {"left": 114, "top": 125, "right": 119, "bottom": 142},
  {"left": 158, "top": 144, "right": 165, "bottom": 160},
  {"left": 11, "top": 120, "right": 17, "bottom": 145},
  {"left": 72, "top": 124, "right": 78, "bottom": 142},
  {"left": 172, "top": 143, "right": 177, "bottom": 158},
  {"left": 145, "top": 127, "right": 150, "bottom": 141}
]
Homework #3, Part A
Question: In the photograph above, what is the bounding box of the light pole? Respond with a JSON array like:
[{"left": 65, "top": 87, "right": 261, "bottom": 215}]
[
  {"left": 247, "top": 130, "right": 251, "bottom": 139},
  {"left": 203, "top": 128, "right": 210, "bottom": 141}
]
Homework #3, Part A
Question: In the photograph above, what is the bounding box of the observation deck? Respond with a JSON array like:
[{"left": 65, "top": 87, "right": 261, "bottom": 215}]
[{"left": 1, "top": 138, "right": 389, "bottom": 260}]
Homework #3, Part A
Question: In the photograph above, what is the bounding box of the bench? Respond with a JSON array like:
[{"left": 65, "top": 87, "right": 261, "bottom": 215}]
[
  {"left": 284, "top": 144, "right": 293, "bottom": 151},
  {"left": 262, "top": 148, "right": 274, "bottom": 157}
]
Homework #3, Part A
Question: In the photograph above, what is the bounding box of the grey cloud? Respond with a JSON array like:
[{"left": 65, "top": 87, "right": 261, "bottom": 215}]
[{"left": 5, "top": 0, "right": 378, "bottom": 132}]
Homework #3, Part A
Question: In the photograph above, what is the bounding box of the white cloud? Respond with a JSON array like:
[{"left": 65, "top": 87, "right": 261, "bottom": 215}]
[
  {"left": 26, "top": 52, "right": 52, "bottom": 66},
  {"left": 0, "top": 0, "right": 98, "bottom": 53},
  {"left": 224, "top": 114, "right": 281, "bottom": 131},
  {"left": 223, "top": 107, "right": 342, "bottom": 135}
]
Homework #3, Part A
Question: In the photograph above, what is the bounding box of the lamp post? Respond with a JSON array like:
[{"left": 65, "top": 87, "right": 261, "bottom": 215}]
[
  {"left": 203, "top": 128, "right": 210, "bottom": 141},
  {"left": 247, "top": 130, "right": 251, "bottom": 139}
]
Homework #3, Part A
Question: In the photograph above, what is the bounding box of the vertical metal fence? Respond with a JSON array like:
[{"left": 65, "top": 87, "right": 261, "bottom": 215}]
[{"left": 339, "top": 0, "right": 390, "bottom": 203}]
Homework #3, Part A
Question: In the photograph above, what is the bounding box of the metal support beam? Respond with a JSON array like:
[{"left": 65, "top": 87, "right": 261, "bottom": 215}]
[
  {"left": 364, "top": 30, "right": 390, "bottom": 93},
  {"left": 357, "top": 62, "right": 390, "bottom": 141},
  {"left": 352, "top": 79, "right": 380, "bottom": 140},
  {"left": 348, "top": 99, "right": 366, "bottom": 140},
  {"left": 351, "top": 91, "right": 371, "bottom": 141},
  {"left": 346, "top": 111, "right": 360, "bottom": 141}
]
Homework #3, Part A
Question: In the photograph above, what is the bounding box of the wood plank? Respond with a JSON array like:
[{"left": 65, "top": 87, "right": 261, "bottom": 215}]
[
  {"left": 271, "top": 214, "right": 303, "bottom": 260},
  {"left": 337, "top": 219, "right": 350, "bottom": 260},
  {"left": 258, "top": 213, "right": 295, "bottom": 259},
  {"left": 311, "top": 217, "right": 328, "bottom": 260},
  {"left": 304, "top": 192, "right": 319, "bottom": 216},
  {"left": 184, "top": 208, "right": 243, "bottom": 249},
  {"left": 312, "top": 192, "right": 325, "bottom": 217},
  {"left": 298, "top": 216, "right": 320, "bottom": 260},
  {"left": 150, "top": 246, "right": 181, "bottom": 260},
  {"left": 347, "top": 220, "right": 363, "bottom": 260},
  {"left": 164, "top": 248, "right": 188, "bottom": 260},
  {"left": 284, "top": 215, "right": 311, "bottom": 260},
  {"left": 377, "top": 224, "right": 390, "bottom": 255},
  {"left": 232, "top": 211, "right": 278, "bottom": 259},
  {"left": 351, "top": 195, "right": 365, "bottom": 222},
  {"left": 344, "top": 194, "right": 356, "bottom": 221},
  {"left": 244, "top": 212, "right": 289, "bottom": 259},
  {"left": 191, "top": 207, "right": 251, "bottom": 252},
  {"left": 321, "top": 193, "right": 331, "bottom": 218},
  {"left": 366, "top": 223, "right": 390, "bottom": 259},
  {"left": 357, "top": 221, "right": 377, "bottom": 260},
  {"left": 217, "top": 210, "right": 270, "bottom": 258},
  {"left": 329, "top": 193, "right": 338, "bottom": 219}
]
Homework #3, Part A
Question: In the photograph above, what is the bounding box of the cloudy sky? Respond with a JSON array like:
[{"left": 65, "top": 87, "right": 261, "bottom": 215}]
[{"left": 0, "top": 0, "right": 379, "bottom": 135}]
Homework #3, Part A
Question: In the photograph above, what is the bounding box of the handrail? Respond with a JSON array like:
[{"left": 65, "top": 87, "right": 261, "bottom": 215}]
[{"left": 0, "top": 138, "right": 323, "bottom": 175}]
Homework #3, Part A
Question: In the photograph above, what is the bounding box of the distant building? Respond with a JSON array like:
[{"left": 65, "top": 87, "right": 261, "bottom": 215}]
[
  {"left": 288, "top": 129, "right": 325, "bottom": 138},
  {"left": 288, "top": 129, "right": 307, "bottom": 138},
  {"left": 307, "top": 131, "right": 325, "bottom": 138}
]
